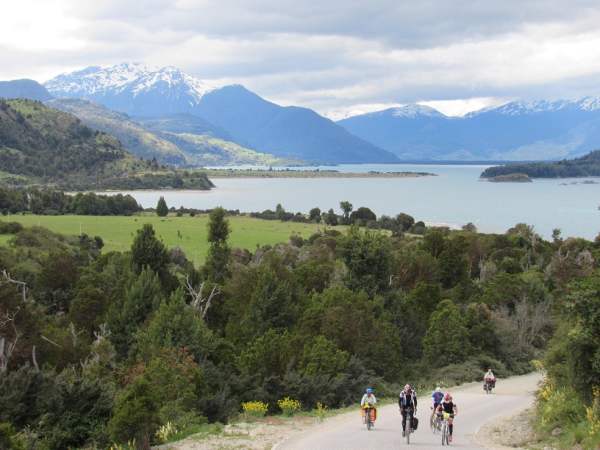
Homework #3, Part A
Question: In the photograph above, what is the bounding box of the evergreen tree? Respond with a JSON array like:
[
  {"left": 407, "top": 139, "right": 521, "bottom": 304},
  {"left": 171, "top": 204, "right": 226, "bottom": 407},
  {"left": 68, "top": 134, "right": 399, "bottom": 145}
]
[
  {"left": 423, "top": 299, "right": 471, "bottom": 365},
  {"left": 131, "top": 224, "right": 169, "bottom": 275},
  {"left": 108, "top": 378, "right": 159, "bottom": 449},
  {"left": 204, "top": 207, "right": 230, "bottom": 283},
  {"left": 156, "top": 196, "right": 168, "bottom": 217},
  {"left": 107, "top": 268, "right": 163, "bottom": 358}
]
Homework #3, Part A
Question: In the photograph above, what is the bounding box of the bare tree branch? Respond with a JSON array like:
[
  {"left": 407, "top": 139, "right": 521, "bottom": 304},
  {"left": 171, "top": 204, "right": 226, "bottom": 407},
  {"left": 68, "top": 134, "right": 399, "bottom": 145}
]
[
  {"left": 0, "top": 269, "right": 28, "bottom": 302},
  {"left": 185, "top": 276, "right": 220, "bottom": 320}
]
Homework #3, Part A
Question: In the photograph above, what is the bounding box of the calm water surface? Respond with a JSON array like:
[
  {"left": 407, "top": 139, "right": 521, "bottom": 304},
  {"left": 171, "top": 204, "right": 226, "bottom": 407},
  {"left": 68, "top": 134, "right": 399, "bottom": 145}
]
[{"left": 110, "top": 164, "right": 600, "bottom": 239}]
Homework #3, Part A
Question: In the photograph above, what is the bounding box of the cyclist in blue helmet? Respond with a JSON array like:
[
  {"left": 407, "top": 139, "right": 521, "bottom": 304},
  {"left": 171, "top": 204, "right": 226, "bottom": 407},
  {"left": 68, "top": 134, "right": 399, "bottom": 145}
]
[{"left": 361, "top": 388, "right": 377, "bottom": 424}]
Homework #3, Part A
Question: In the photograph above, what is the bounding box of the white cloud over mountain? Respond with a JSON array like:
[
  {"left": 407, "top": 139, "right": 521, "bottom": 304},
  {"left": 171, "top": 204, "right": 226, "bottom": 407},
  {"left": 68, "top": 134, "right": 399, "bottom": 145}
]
[{"left": 3, "top": 0, "right": 600, "bottom": 117}]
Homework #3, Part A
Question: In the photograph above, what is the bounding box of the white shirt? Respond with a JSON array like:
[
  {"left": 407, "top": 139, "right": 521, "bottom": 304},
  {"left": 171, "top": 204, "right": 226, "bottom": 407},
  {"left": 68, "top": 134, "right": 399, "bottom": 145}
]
[{"left": 361, "top": 393, "right": 377, "bottom": 406}]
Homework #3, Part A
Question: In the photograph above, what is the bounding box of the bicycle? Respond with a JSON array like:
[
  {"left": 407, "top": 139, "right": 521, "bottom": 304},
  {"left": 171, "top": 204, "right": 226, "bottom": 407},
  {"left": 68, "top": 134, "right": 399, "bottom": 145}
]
[
  {"left": 362, "top": 405, "right": 375, "bottom": 431},
  {"left": 402, "top": 407, "right": 415, "bottom": 444},
  {"left": 484, "top": 379, "right": 495, "bottom": 394},
  {"left": 441, "top": 412, "right": 451, "bottom": 446},
  {"left": 430, "top": 408, "right": 442, "bottom": 433}
]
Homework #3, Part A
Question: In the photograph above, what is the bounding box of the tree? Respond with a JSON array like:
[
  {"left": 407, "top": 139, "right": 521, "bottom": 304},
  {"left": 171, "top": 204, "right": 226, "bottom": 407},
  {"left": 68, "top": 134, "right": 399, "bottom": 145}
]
[
  {"left": 108, "top": 378, "right": 159, "bottom": 449},
  {"left": 204, "top": 207, "right": 230, "bottom": 284},
  {"left": 156, "top": 196, "right": 168, "bottom": 217},
  {"left": 131, "top": 224, "right": 170, "bottom": 275},
  {"left": 462, "top": 222, "right": 477, "bottom": 233},
  {"left": 107, "top": 268, "right": 163, "bottom": 358},
  {"left": 338, "top": 228, "right": 392, "bottom": 295},
  {"left": 324, "top": 208, "right": 338, "bottom": 226},
  {"left": 350, "top": 206, "right": 376, "bottom": 224},
  {"left": 309, "top": 207, "right": 321, "bottom": 223},
  {"left": 396, "top": 213, "right": 415, "bottom": 232},
  {"left": 423, "top": 299, "right": 471, "bottom": 365},
  {"left": 339, "top": 201, "right": 353, "bottom": 224}
]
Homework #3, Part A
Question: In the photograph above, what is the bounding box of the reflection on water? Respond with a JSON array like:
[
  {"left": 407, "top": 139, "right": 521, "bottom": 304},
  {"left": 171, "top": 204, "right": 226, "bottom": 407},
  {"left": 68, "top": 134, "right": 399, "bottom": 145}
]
[{"left": 102, "top": 164, "right": 600, "bottom": 239}]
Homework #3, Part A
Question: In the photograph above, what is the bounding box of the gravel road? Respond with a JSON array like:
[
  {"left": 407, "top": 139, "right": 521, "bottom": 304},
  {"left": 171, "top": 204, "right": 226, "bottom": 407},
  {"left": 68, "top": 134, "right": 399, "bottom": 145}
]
[{"left": 277, "top": 372, "right": 541, "bottom": 450}]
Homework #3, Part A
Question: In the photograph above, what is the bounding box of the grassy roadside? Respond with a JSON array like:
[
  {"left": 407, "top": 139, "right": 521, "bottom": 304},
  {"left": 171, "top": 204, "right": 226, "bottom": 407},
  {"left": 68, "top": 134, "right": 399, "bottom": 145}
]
[{"left": 1, "top": 214, "right": 331, "bottom": 265}]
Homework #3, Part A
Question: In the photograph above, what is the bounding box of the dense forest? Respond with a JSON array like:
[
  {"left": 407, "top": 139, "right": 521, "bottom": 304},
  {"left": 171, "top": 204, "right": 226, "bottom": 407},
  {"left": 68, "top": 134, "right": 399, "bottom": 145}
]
[
  {"left": 0, "top": 187, "right": 141, "bottom": 216},
  {"left": 0, "top": 209, "right": 599, "bottom": 449},
  {"left": 0, "top": 99, "right": 214, "bottom": 190},
  {"left": 481, "top": 149, "right": 600, "bottom": 178}
]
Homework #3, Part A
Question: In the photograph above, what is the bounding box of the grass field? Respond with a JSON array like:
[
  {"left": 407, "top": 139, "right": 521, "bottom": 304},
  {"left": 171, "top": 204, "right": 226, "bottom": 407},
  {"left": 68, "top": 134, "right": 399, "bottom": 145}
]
[{"left": 1, "top": 214, "right": 330, "bottom": 265}]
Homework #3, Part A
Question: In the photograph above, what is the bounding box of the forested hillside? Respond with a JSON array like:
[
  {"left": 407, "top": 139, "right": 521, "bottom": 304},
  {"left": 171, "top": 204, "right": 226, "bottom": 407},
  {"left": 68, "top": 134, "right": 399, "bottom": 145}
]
[
  {"left": 481, "top": 150, "right": 600, "bottom": 178},
  {"left": 1, "top": 209, "right": 598, "bottom": 448},
  {"left": 0, "top": 99, "right": 214, "bottom": 190}
]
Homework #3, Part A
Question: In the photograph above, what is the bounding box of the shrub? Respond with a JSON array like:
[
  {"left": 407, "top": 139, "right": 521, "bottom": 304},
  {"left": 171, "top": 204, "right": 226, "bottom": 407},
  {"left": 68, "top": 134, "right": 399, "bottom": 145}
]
[
  {"left": 155, "top": 422, "right": 178, "bottom": 443},
  {"left": 278, "top": 397, "right": 302, "bottom": 416},
  {"left": 241, "top": 401, "right": 269, "bottom": 418},
  {"left": 0, "top": 221, "right": 23, "bottom": 234},
  {"left": 314, "top": 402, "right": 328, "bottom": 422}
]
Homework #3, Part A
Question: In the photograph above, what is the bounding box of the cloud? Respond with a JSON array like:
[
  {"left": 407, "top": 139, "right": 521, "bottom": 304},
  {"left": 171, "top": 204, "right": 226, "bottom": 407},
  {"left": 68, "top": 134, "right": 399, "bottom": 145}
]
[{"left": 2, "top": 0, "right": 600, "bottom": 117}]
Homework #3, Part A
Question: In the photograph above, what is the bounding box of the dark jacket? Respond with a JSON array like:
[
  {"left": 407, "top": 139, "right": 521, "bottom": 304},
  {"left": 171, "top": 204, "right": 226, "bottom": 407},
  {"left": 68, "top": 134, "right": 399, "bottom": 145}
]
[{"left": 399, "top": 390, "right": 417, "bottom": 410}]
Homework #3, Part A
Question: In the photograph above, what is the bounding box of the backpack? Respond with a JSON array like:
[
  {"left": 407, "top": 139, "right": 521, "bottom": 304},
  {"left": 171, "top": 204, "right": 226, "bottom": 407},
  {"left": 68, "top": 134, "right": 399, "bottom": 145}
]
[{"left": 412, "top": 416, "right": 419, "bottom": 430}]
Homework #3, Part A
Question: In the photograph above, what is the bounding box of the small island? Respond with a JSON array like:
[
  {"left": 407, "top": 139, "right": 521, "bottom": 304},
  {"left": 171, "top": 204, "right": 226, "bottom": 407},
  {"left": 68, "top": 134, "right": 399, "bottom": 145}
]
[
  {"left": 204, "top": 168, "right": 435, "bottom": 178},
  {"left": 480, "top": 149, "right": 600, "bottom": 179},
  {"left": 486, "top": 173, "right": 533, "bottom": 183}
]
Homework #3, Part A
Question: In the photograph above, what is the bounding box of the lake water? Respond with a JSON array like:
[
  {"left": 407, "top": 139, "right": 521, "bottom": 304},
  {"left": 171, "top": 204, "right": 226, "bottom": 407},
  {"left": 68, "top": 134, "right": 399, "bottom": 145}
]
[{"left": 107, "top": 164, "right": 600, "bottom": 240}]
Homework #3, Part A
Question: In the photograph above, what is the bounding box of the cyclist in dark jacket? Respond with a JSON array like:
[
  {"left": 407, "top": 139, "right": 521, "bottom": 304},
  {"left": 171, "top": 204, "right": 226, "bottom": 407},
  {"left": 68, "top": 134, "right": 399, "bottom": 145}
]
[{"left": 398, "top": 384, "right": 418, "bottom": 436}]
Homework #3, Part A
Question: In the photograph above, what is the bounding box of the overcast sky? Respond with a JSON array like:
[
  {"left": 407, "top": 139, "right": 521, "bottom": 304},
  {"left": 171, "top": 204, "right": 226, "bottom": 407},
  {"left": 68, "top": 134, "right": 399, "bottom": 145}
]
[{"left": 2, "top": 0, "right": 600, "bottom": 118}]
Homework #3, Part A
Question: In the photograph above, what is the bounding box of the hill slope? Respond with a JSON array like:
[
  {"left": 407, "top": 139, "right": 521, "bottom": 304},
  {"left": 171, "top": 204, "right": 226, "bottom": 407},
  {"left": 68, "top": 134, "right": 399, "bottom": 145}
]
[
  {"left": 0, "top": 79, "right": 53, "bottom": 101},
  {"left": 481, "top": 149, "right": 600, "bottom": 178},
  {"left": 0, "top": 99, "right": 213, "bottom": 189},
  {"left": 338, "top": 99, "right": 600, "bottom": 161},
  {"left": 45, "top": 64, "right": 398, "bottom": 164}
]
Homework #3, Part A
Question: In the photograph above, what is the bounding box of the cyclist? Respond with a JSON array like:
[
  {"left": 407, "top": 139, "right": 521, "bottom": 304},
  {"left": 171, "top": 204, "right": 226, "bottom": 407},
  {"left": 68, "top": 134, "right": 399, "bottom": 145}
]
[
  {"left": 436, "top": 392, "right": 458, "bottom": 443},
  {"left": 361, "top": 388, "right": 377, "bottom": 424},
  {"left": 399, "top": 384, "right": 417, "bottom": 437},
  {"left": 484, "top": 368, "right": 496, "bottom": 389},
  {"left": 431, "top": 387, "right": 444, "bottom": 425}
]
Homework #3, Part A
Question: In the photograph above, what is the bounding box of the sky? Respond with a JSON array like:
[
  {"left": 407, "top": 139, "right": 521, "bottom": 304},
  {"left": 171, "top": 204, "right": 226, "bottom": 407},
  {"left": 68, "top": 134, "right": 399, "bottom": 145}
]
[{"left": 2, "top": 0, "right": 600, "bottom": 118}]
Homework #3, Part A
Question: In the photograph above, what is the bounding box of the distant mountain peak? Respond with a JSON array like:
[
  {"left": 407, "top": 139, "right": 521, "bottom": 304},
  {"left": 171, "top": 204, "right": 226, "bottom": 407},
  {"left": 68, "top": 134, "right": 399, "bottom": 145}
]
[
  {"left": 356, "top": 104, "right": 446, "bottom": 119},
  {"left": 467, "top": 96, "right": 600, "bottom": 117},
  {"left": 45, "top": 62, "right": 216, "bottom": 103}
]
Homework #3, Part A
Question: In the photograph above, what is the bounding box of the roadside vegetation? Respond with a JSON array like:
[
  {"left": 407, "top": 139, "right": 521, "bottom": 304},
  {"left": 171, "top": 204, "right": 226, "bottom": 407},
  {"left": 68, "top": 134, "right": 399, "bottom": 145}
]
[{"left": 0, "top": 204, "right": 598, "bottom": 449}]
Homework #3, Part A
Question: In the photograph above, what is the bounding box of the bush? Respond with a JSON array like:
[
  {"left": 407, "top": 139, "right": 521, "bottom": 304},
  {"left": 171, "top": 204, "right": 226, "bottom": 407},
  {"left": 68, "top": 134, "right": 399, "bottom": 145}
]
[
  {"left": 278, "top": 397, "right": 302, "bottom": 416},
  {"left": 241, "top": 401, "right": 269, "bottom": 418},
  {"left": 0, "top": 221, "right": 23, "bottom": 234},
  {"left": 0, "top": 423, "right": 25, "bottom": 450}
]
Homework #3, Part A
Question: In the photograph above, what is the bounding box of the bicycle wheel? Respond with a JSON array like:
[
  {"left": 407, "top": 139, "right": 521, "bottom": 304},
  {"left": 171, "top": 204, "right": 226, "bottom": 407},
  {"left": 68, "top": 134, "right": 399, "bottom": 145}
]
[
  {"left": 406, "top": 413, "right": 412, "bottom": 445},
  {"left": 441, "top": 423, "right": 447, "bottom": 446}
]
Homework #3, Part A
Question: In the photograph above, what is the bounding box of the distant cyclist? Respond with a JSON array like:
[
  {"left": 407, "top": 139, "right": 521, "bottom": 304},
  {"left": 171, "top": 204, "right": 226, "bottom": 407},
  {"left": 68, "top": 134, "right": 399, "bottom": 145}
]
[
  {"left": 399, "top": 384, "right": 417, "bottom": 437},
  {"left": 436, "top": 393, "right": 458, "bottom": 443},
  {"left": 484, "top": 368, "right": 496, "bottom": 389},
  {"left": 361, "top": 388, "right": 377, "bottom": 424}
]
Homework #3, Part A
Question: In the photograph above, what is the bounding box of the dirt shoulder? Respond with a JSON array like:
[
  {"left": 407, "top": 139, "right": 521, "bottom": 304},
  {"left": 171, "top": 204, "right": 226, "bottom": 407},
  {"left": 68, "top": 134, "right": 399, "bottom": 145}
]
[{"left": 475, "top": 407, "right": 538, "bottom": 450}]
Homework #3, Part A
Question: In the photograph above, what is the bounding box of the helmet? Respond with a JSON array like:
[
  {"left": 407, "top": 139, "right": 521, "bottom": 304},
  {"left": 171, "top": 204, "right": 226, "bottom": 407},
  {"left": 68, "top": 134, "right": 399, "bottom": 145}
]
[
  {"left": 404, "top": 384, "right": 411, "bottom": 391},
  {"left": 444, "top": 393, "right": 452, "bottom": 401},
  {"left": 435, "top": 387, "right": 442, "bottom": 393},
  {"left": 366, "top": 388, "right": 373, "bottom": 394}
]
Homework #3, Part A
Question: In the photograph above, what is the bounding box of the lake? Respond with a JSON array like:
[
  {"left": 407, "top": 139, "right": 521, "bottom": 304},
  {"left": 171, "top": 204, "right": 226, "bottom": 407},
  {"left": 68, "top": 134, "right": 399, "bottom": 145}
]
[{"left": 106, "top": 164, "right": 600, "bottom": 240}]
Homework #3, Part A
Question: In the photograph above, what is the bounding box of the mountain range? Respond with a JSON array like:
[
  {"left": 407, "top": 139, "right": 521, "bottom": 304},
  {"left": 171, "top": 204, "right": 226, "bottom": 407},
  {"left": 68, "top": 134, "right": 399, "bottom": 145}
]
[
  {"left": 338, "top": 99, "right": 600, "bottom": 161},
  {"left": 43, "top": 63, "right": 398, "bottom": 164},
  {"left": 3, "top": 62, "right": 600, "bottom": 163}
]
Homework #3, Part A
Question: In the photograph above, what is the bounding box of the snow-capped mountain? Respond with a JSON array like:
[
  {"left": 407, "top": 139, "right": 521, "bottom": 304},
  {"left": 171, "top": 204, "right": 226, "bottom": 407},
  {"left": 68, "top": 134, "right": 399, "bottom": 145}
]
[
  {"left": 45, "top": 63, "right": 216, "bottom": 117},
  {"left": 43, "top": 63, "right": 398, "bottom": 164},
  {"left": 339, "top": 97, "right": 600, "bottom": 161}
]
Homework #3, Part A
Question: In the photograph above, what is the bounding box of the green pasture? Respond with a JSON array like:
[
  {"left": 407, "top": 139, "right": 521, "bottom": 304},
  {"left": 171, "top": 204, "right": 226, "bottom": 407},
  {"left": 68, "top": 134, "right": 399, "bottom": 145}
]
[{"left": 2, "top": 214, "right": 329, "bottom": 265}]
